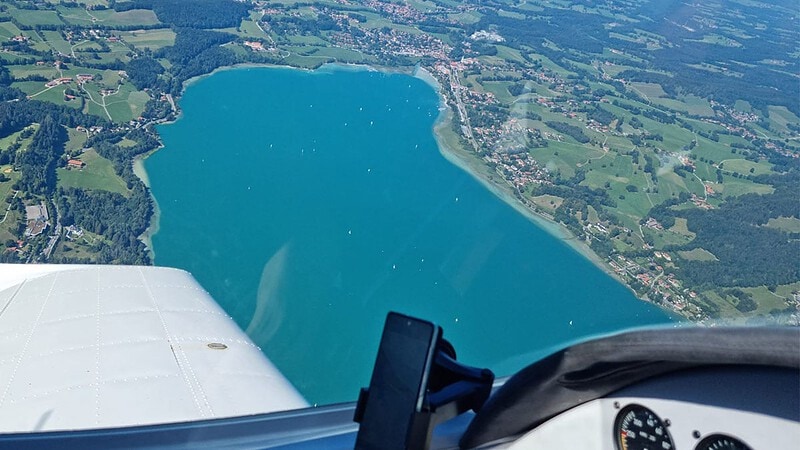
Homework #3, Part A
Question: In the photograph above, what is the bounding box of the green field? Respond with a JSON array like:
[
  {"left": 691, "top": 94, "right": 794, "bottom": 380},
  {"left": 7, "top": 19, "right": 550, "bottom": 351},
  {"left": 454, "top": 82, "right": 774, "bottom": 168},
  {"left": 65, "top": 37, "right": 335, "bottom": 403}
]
[
  {"left": 121, "top": 29, "right": 176, "bottom": 50},
  {"left": 528, "top": 140, "right": 600, "bottom": 179},
  {"left": 57, "top": 6, "right": 160, "bottom": 26},
  {"left": 0, "top": 166, "right": 21, "bottom": 243},
  {"left": 716, "top": 135, "right": 752, "bottom": 150},
  {"left": 681, "top": 95, "right": 715, "bottom": 116},
  {"left": 0, "top": 166, "right": 16, "bottom": 201},
  {"left": 644, "top": 226, "right": 694, "bottom": 248},
  {"left": 0, "top": 22, "right": 23, "bottom": 39},
  {"left": 718, "top": 158, "right": 772, "bottom": 176},
  {"left": 65, "top": 128, "right": 89, "bottom": 155},
  {"left": 767, "top": 106, "right": 800, "bottom": 134},
  {"left": 678, "top": 248, "right": 718, "bottom": 261},
  {"left": 0, "top": 124, "right": 38, "bottom": 152},
  {"left": 282, "top": 53, "right": 331, "bottom": 69},
  {"left": 766, "top": 217, "right": 800, "bottom": 233},
  {"left": 708, "top": 174, "right": 774, "bottom": 197},
  {"left": 55, "top": 229, "right": 106, "bottom": 261},
  {"left": 496, "top": 46, "right": 526, "bottom": 64},
  {"left": 75, "top": 81, "right": 149, "bottom": 122},
  {"left": 533, "top": 54, "right": 573, "bottom": 76},
  {"left": 745, "top": 288, "right": 795, "bottom": 316},
  {"left": 287, "top": 34, "right": 329, "bottom": 46},
  {"left": 70, "top": 40, "right": 105, "bottom": 52},
  {"left": 118, "top": 138, "right": 139, "bottom": 148},
  {"left": 239, "top": 11, "right": 270, "bottom": 39},
  {"left": 95, "top": 41, "right": 135, "bottom": 65},
  {"left": 699, "top": 290, "right": 746, "bottom": 320},
  {"left": 57, "top": 149, "right": 128, "bottom": 195},
  {"left": 40, "top": 30, "right": 72, "bottom": 54},
  {"left": 312, "top": 46, "right": 368, "bottom": 63},
  {"left": 669, "top": 218, "right": 695, "bottom": 237},
  {"left": 448, "top": 11, "right": 482, "bottom": 24},
  {"left": 733, "top": 100, "right": 753, "bottom": 112},
  {"left": 629, "top": 82, "right": 667, "bottom": 99},
  {"left": 530, "top": 194, "right": 563, "bottom": 213},
  {"left": 7, "top": 7, "right": 63, "bottom": 27},
  {"left": 31, "top": 85, "right": 83, "bottom": 110},
  {"left": 106, "top": 88, "right": 150, "bottom": 122},
  {"left": 9, "top": 63, "right": 56, "bottom": 81}
]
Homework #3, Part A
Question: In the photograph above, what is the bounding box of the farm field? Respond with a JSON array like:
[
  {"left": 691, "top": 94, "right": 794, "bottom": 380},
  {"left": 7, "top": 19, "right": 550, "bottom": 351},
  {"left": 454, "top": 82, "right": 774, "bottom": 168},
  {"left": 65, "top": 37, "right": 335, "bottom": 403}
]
[{"left": 57, "top": 149, "right": 128, "bottom": 195}]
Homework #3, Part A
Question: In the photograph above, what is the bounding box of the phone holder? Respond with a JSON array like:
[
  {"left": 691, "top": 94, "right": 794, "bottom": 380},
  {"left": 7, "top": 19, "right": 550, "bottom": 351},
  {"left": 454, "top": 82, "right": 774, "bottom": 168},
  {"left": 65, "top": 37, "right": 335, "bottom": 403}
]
[{"left": 354, "top": 338, "right": 494, "bottom": 449}]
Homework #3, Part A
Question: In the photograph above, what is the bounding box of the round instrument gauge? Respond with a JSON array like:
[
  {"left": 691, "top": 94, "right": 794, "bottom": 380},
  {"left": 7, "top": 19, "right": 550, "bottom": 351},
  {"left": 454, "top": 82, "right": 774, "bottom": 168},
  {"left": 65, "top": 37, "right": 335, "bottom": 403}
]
[
  {"left": 695, "top": 434, "right": 752, "bottom": 450},
  {"left": 614, "top": 404, "right": 674, "bottom": 450}
]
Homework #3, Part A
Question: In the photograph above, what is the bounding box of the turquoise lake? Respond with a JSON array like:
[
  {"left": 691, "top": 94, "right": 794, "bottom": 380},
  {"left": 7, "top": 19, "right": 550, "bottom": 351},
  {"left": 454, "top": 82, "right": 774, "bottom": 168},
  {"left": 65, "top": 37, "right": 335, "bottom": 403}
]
[{"left": 146, "top": 66, "right": 672, "bottom": 405}]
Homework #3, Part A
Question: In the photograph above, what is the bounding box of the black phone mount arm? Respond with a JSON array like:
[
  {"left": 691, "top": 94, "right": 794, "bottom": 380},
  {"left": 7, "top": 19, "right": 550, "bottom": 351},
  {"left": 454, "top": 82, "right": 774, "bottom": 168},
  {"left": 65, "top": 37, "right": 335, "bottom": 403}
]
[{"left": 354, "top": 339, "right": 495, "bottom": 449}]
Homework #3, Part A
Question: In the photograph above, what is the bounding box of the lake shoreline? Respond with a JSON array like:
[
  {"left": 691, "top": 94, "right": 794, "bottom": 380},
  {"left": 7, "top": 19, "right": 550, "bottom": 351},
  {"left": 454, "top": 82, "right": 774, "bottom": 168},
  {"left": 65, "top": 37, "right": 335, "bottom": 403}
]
[
  {"left": 413, "top": 67, "right": 637, "bottom": 294},
  {"left": 143, "top": 67, "right": 673, "bottom": 403},
  {"left": 133, "top": 62, "right": 418, "bottom": 254},
  {"left": 133, "top": 149, "right": 159, "bottom": 260},
  {"left": 136, "top": 61, "right": 638, "bottom": 303}
]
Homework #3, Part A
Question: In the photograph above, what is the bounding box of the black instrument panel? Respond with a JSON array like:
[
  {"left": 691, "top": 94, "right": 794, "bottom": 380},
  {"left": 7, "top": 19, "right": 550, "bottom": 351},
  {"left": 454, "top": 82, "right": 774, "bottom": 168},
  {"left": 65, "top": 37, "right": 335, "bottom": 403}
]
[
  {"left": 614, "top": 404, "right": 674, "bottom": 450},
  {"left": 612, "top": 401, "right": 758, "bottom": 450},
  {"left": 694, "top": 434, "right": 752, "bottom": 450}
]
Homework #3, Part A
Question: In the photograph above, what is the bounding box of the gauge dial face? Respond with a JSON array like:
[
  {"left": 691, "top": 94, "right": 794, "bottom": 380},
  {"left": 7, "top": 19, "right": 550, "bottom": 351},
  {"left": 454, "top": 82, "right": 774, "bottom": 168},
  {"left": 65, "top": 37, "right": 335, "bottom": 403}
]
[
  {"left": 614, "top": 404, "right": 674, "bottom": 450},
  {"left": 695, "top": 434, "right": 752, "bottom": 450}
]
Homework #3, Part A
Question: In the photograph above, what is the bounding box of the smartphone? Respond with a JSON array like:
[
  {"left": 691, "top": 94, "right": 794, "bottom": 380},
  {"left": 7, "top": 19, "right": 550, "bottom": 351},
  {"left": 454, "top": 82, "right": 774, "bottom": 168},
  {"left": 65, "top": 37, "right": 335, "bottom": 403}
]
[{"left": 355, "top": 312, "right": 441, "bottom": 450}]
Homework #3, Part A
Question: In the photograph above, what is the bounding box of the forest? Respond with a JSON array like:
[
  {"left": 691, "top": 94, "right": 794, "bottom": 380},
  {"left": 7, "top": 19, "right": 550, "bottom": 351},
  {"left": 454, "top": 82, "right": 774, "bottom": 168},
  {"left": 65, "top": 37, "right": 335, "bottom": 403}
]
[
  {"left": 472, "top": 1, "right": 799, "bottom": 115},
  {"left": 15, "top": 115, "right": 65, "bottom": 196},
  {"left": 56, "top": 186, "right": 152, "bottom": 265},
  {"left": 116, "top": 0, "right": 249, "bottom": 29},
  {"left": 652, "top": 173, "right": 800, "bottom": 288},
  {"left": 545, "top": 121, "right": 590, "bottom": 144}
]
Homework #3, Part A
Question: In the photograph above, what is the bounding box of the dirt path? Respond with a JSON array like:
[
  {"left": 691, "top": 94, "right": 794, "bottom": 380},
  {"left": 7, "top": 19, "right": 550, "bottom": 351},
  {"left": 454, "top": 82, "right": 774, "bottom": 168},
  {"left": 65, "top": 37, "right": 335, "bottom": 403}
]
[
  {"left": 80, "top": 83, "right": 113, "bottom": 121},
  {"left": 0, "top": 190, "right": 18, "bottom": 224}
]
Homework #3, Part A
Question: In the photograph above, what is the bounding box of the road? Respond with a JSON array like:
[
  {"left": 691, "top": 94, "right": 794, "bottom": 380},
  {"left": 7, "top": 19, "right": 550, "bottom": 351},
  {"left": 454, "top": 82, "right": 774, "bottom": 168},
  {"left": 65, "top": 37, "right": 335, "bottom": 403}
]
[
  {"left": 42, "top": 200, "right": 61, "bottom": 261},
  {"left": 0, "top": 190, "right": 18, "bottom": 224},
  {"left": 446, "top": 68, "right": 479, "bottom": 151},
  {"left": 79, "top": 82, "right": 115, "bottom": 121},
  {"left": 165, "top": 93, "right": 176, "bottom": 113}
]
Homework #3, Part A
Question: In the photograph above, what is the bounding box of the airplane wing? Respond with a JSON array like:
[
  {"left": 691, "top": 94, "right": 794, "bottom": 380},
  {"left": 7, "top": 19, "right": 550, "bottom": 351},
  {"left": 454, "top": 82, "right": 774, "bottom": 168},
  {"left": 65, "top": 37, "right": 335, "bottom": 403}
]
[{"left": 0, "top": 264, "right": 307, "bottom": 433}]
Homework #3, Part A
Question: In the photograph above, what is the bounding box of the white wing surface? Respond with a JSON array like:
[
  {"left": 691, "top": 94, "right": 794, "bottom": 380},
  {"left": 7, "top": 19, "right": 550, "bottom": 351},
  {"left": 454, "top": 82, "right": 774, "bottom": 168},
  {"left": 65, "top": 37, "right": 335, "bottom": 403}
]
[{"left": 0, "top": 264, "right": 308, "bottom": 433}]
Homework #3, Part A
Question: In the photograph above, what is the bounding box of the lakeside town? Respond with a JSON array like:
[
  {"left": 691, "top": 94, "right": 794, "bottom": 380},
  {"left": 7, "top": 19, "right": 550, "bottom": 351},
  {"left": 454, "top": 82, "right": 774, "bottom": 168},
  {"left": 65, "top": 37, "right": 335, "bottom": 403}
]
[{"left": 251, "top": 1, "right": 798, "bottom": 323}]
